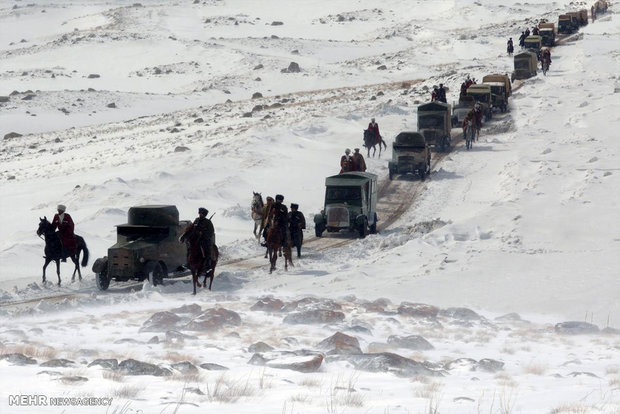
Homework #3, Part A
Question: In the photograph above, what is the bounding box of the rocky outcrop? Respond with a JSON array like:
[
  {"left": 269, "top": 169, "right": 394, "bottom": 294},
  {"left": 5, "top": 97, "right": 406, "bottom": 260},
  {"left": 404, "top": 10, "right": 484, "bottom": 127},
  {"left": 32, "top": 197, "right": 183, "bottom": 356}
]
[
  {"left": 117, "top": 359, "right": 171, "bottom": 376},
  {"left": 387, "top": 335, "right": 434, "bottom": 350},
  {"left": 555, "top": 321, "right": 599, "bottom": 335},
  {"left": 283, "top": 309, "right": 345, "bottom": 325},
  {"left": 139, "top": 311, "right": 182, "bottom": 332},
  {"left": 184, "top": 308, "right": 241, "bottom": 331},
  {"left": 317, "top": 332, "right": 362, "bottom": 355}
]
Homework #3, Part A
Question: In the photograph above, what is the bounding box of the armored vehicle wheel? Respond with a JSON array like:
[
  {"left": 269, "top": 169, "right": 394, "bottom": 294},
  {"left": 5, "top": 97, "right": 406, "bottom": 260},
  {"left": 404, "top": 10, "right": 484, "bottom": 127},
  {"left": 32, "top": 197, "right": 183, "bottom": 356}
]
[
  {"left": 146, "top": 261, "right": 165, "bottom": 286},
  {"left": 95, "top": 268, "right": 110, "bottom": 291}
]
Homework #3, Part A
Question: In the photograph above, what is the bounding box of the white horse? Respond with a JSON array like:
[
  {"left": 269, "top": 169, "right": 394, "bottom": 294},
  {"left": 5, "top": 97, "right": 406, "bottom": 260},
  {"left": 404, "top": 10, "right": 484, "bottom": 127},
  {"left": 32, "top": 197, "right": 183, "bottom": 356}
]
[{"left": 251, "top": 192, "right": 264, "bottom": 239}]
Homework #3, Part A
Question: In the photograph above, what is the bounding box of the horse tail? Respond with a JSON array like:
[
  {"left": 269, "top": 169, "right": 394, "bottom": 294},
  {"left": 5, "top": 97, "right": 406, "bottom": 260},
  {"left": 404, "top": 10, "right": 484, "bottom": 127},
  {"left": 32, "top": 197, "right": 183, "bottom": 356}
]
[{"left": 79, "top": 236, "right": 89, "bottom": 267}]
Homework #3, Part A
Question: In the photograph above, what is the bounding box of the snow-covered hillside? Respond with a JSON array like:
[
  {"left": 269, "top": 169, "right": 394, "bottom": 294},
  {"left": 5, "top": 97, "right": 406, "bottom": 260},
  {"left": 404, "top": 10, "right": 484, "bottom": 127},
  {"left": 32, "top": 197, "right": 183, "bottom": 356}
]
[{"left": 1, "top": 1, "right": 619, "bottom": 413}]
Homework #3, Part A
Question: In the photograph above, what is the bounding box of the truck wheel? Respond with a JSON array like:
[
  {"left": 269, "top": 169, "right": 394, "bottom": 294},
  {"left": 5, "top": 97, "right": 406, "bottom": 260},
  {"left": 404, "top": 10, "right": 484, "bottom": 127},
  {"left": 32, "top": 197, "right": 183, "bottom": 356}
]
[
  {"left": 358, "top": 218, "right": 368, "bottom": 239},
  {"left": 389, "top": 169, "right": 394, "bottom": 180},
  {"left": 369, "top": 214, "right": 378, "bottom": 234},
  {"left": 95, "top": 268, "right": 110, "bottom": 291},
  {"left": 146, "top": 261, "right": 165, "bottom": 286}
]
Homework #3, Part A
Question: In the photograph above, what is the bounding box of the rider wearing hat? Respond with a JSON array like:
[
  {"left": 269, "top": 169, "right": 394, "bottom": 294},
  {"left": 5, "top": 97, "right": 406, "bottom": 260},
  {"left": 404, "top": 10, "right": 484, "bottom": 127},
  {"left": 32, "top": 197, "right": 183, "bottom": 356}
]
[
  {"left": 51, "top": 204, "right": 76, "bottom": 261},
  {"left": 268, "top": 194, "right": 289, "bottom": 243},
  {"left": 193, "top": 207, "right": 216, "bottom": 262},
  {"left": 340, "top": 148, "right": 353, "bottom": 173}
]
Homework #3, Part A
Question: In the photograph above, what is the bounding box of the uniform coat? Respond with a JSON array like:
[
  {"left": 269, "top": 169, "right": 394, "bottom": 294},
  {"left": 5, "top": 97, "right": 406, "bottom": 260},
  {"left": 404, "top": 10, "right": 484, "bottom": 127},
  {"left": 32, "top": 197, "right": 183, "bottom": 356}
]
[{"left": 51, "top": 212, "right": 77, "bottom": 253}]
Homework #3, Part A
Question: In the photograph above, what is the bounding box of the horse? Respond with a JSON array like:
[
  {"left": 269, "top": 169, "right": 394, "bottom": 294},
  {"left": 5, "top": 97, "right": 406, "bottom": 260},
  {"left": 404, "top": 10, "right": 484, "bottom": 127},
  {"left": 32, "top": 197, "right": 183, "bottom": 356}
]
[
  {"left": 179, "top": 225, "right": 218, "bottom": 295},
  {"left": 266, "top": 225, "right": 293, "bottom": 274},
  {"left": 251, "top": 192, "right": 264, "bottom": 239},
  {"left": 363, "top": 129, "right": 386, "bottom": 158},
  {"left": 36, "top": 217, "right": 89, "bottom": 286}
]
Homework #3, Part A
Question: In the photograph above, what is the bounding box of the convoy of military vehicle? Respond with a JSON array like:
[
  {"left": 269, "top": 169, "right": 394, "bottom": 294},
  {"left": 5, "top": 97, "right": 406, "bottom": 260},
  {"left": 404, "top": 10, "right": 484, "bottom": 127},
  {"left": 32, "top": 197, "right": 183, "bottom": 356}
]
[{"left": 90, "top": 3, "right": 609, "bottom": 291}]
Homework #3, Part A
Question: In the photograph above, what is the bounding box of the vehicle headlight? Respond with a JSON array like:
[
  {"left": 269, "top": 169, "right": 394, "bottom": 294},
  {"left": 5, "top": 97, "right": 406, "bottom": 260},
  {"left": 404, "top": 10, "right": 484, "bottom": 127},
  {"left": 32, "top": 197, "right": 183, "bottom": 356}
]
[{"left": 139, "top": 257, "right": 145, "bottom": 263}]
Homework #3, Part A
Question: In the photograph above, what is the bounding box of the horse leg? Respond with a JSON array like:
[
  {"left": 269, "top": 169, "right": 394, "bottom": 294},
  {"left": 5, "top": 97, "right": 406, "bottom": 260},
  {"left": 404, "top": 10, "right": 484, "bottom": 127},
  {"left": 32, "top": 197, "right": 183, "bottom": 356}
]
[
  {"left": 42, "top": 257, "right": 52, "bottom": 284},
  {"left": 192, "top": 271, "right": 198, "bottom": 295},
  {"left": 71, "top": 254, "right": 80, "bottom": 282},
  {"left": 56, "top": 260, "right": 61, "bottom": 286}
]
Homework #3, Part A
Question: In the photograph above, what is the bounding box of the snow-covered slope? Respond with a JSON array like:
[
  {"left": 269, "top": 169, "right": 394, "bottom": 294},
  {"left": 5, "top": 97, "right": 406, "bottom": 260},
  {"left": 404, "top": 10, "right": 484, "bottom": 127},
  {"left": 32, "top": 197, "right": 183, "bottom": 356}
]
[{"left": 1, "top": 1, "right": 618, "bottom": 413}]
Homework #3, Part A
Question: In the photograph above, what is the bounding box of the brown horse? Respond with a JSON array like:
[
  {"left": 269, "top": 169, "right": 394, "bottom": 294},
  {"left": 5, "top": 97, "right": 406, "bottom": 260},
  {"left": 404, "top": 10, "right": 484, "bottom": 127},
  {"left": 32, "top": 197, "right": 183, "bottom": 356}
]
[
  {"left": 179, "top": 225, "right": 218, "bottom": 295},
  {"left": 266, "top": 225, "right": 293, "bottom": 273}
]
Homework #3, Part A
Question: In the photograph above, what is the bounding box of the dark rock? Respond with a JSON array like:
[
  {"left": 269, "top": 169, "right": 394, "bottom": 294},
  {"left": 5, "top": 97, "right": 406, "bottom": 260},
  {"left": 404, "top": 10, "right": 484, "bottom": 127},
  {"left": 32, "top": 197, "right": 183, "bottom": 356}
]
[
  {"left": 397, "top": 303, "right": 439, "bottom": 318},
  {"left": 555, "top": 321, "right": 599, "bottom": 335},
  {"left": 317, "top": 332, "right": 362, "bottom": 354},
  {"left": 22, "top": 94, "right": 35, "bottom": 100},
  {"left": 88, "top": 359, "right": 118, "bottom": 370},
  {"left": 250, "top": 297, "right": 284, "bottom": 312},
  {"left": 285, "top": 62, "right": 301, "bottom": 73},
  {"left": 166, "top": 330, "right": 198, "bottom": 342},
  {"left": 370, "top": 96, "right": 376, "bottom": 100},
  {"left": 377, "top": 65, "right": 387, "bottom": 70},
  {"left": 139, "top": 311, "right": 182, "bottom": 332},
  {"left": 194, "top": 117, "right": 204, "bottom": 123},
  {"left": 87, "top": 74, "right": 100, "bottom": 78},
  {"left": 477, "top": 358, "right": 504, "bottom": 373},
  {"left": 184, "top": 308, "right": 241, "bottom": 331},
  {"left": 439, "top": 307, "right": 482, "bottom": 321},
  {"left": 269, "top": 102, "right": 282, "bottom": 109},
  {"left": 252, "top": 92, "right": 263, "bottom": 99},
  {"left": 330, "top": 353, "right": 438, "bottom": 377},
  {"left": 147, "top": 336, "right": 160, "bottom": 344},
  {"left": 283, "top": 297, "right": 342, "bottom": 312},
  {"left": 253, "top": 64, "right": 264, "bottom": 70},
  {"left": 283, "top": 309, "right": 345, "bottom": 325},
  {"left": 495, "top": 312, "right": 523, "bottom": 321},
  {"left": 118, "top": 359, "right": 171, "bottom": 376},
  {"left": 249, "top": 342, "right": 274, "bottom": 353},
  {"left": 37, "top": 370, "right": 62, "bottom": 376},
  {"left": 174, "top": 146, "right": 190, "bottom": 152},
  {"left": 346, "top": 325, "right": 372, "bottom": 335},
  {"left": 0, "top": 96, "right": 9, "bottom": 102},
  {"left": 252, "top": 105, "right": 264, "bottom": 112},
  {"left": 0, "top": 353, "right": 37, "bottom": 365},
  {"left": 40, "top": 359, "right": 75, "bottom": 368},
  {"left": 4, "top": 132, "right": 22, "bottom": 140},
  {"left": 387, "top": 335, "right": 434, "bottom": 350},
  {"left": 271, "top": 21, "right": 284, "bottom": 26},
  {"left": 242, "top": 112, "right": 252, "bottom": 118},
  {"left": 171, "top": 303, "right": 202, "bottom": 315},
  {"left": 291, "top": 49, "right": 299, "bottom": 55},
  {"left": 248, "top": 353, "right": 269, "bottom": 366},
  {"left": 271, "top": 35, "right": 279, "bottom": 39},
  {"left": 377, "top": 91, "right": 384, "bottom": 96},
  {"left": 170, "top": 127, "right": 181, "bottom": 133},
  {"left": 254, "top": 77, "right": 261, "bottom": 81},
  {"left": 154, "top": 67, "right": 162, "bottom": 74},
  {"left": 171, "top": 361, "right": 198, "bottom": 374},
  {"left": 568, "top": 371, "right": 600, "bottom": 378},
  {"left": 106, "top": 102, "right": 116, "bottom": 108},
  {"left": 200, "top": 363, "right": 229, "bottom": 371},
  {"left": 184, "top": 387, "right": 204, "bottom": 395},
  {"left": 601, "top": 327, "right": 620, "bottom": 335}
]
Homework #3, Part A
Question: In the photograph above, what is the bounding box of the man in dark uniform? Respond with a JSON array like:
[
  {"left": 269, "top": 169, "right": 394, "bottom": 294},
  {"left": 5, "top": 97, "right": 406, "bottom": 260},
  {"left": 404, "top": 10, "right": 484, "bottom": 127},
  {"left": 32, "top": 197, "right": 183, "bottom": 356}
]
[
  {"left": 288, "top": 203, "right": 306, "bottom": 258},
  {"left": 437, "top": 83, "right": 447, "bottom": 103},
  {"left": 268, "top": 194, "right": 289, "bottom": 244},
  {"left": 51, "top": 204, "right": 76, "bottom": 261},
  {"left": 193, "top": 207, "right": 216, "bottom": 265}
]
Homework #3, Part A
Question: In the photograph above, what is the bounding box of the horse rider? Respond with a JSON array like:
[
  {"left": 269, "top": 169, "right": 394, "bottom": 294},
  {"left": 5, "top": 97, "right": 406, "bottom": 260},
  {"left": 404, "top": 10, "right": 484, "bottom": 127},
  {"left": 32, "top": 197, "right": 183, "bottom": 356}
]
[
  {"left": 437, "top": 83, "right": 447, "bottom": 103},
  {"left": 541, "top": 48, "right": 552, "bottom": 67},
  {"left": 473, "top": 102, "right": 483, "bottom": 131},
  {"left": 352, "top": 148, "right": 367, "bottom": 172},
  {"left": 507, "top": 37, "right": 514, "bottom": 55},
  {"left": 268, "top": 194, "right": 289, "bottom": 244},
  {"left": 288, "top": 203, "right": 306, "bottom": 258},
  {"left": 192, "top": 207, "right": 216, "bottom": 265},
  {"left": 431, "top": 85, "right": 439, "bottom": 102},
  {"left": 367, "top": 117, "right": 387, "bottom": 150},
  {"left": 340, "top": 148, "right": 354, "bottom": 173},
  {"left": 51, "top": 204, "right": 76, "bottom": 261},
  {"left": 524, "top": 28, "right": 530, "bottom": 37},
  {"left": 532, "top": 26, "right": 539, "bottom": 35}
]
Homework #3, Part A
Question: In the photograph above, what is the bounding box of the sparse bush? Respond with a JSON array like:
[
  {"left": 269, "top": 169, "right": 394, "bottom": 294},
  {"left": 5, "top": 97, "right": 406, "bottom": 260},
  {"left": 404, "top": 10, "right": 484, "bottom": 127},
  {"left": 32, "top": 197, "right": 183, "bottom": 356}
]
[
  {"left": 103, "top": 370, "right": 125, "bottom": 382},
  {"left": 523, "top": 362, "right": 548, "bottom": 375},
  {"left": 111, "top": 385, "right": 142, "bottom": 399},
  {"left": 204, "top": 373, "right": 256, "bottom": 403},
  {"left": 299, "top": 376, "right": 322, "bottom": 388},
  {"left": 289, "top": 393, "right": 312, "bottom": 404}
]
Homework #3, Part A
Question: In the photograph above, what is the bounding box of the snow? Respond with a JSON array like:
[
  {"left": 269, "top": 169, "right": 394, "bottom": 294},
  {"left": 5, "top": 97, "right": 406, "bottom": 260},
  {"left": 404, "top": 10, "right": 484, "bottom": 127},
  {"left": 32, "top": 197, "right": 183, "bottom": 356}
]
[{"left": 1, "top": 1, "right": 619, "bottom": 413}]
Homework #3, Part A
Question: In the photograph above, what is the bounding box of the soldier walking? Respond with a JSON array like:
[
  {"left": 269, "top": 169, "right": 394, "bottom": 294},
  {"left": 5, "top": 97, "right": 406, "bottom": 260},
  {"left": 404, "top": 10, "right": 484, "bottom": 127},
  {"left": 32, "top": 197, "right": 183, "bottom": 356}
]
[{"left": 288, "top": 204, "right": 306, "bottom": 258}]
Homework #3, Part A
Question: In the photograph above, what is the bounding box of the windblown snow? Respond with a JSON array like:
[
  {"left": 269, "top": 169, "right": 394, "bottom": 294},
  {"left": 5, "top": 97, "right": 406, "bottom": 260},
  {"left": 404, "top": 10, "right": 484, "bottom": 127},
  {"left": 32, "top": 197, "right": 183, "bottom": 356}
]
[{"left": 0, "top": 1, "right": 619, "bottom": 413}]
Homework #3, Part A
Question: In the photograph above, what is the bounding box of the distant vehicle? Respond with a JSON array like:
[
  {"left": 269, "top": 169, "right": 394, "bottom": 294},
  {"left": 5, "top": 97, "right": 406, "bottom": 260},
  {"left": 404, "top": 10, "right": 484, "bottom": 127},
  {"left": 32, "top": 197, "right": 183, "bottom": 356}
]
[
  {"left": 314, "top": 172, "right": 378, "bottom": 238},
  {"left": 578, "top": 9, "right": 589, "bottom": 25},
  {"left": 558, "top": 14, "right": 575, "bottom": 34},
  {"left": 466, "top": 84, "right": 493, "bottom": 119},
  {"left": 512, "top": 51, "right": 538, "bottom": 81},
  {"left": 595, "top": 0, "right": 608, "bottom": 13},
  {"left": 451, "top": 96, "right": 475, "bottom": 127},
  {"left": 92, "top": 205, "right": 190, "bottom": 290},
  {"left": 524, "top": 35, "right": 543, "bottom": 53},
  {"left": 482, "top": 74, "right": 512, "bottom": 97},
  {"left": 417, "top": 101, "right": 452, "bottom": 152},
  {"left": 538, "top": 23, "right": 556, "bottom": 46},
  {"left": 566, "top": 12, "right": 581, "bottom": 30},
  {"left": 483, "top": 82, "right": 508, "bottom": 113},
  {"left": 388, "top": 132, "right": 431, "bottom": 181}
]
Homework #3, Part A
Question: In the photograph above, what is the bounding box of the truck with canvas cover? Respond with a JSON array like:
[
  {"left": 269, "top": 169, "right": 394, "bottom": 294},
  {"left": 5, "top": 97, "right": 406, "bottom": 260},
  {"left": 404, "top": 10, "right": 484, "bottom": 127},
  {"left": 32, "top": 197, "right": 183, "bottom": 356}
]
[
  {"left": 482, "top": 74, "right": 512, "bottom": 97},
  {"left": 92, "top": 205, "right": 191, "bottom": 290},
  {"left": 483, "top": 82, "right": 508, "bottom": 113},
  {"left": 314, "top": 172, "right": 378, "bottom": 238},
  {"left": 579, "top": 9, "right": 588, "bottom": 25},
  {"left": 512, "top": 51, "right": 538, "bottom": 81},
  {"left": 466, "top": 84, "right": 493, "bottom": 119},
  {"left": 451, "top": 96, "right": 474, "bottom": 127},
  {"left": 388, "top": 132, "right": 431, "bottom": 181},
  {"left": 538, "top": 23, "right": 556, "bottom": 46},
  {"left": 524, "top": 35, "right": 543, "bottom": 52},
  {"left": 417, "top": 101, "right": 452, "bottom": 152},
  {"left": 566, "top": 12, "right": 581, "bottom": 29},
  {"left": 558, "top": 14, "right": 575, "bottom": 34}
]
